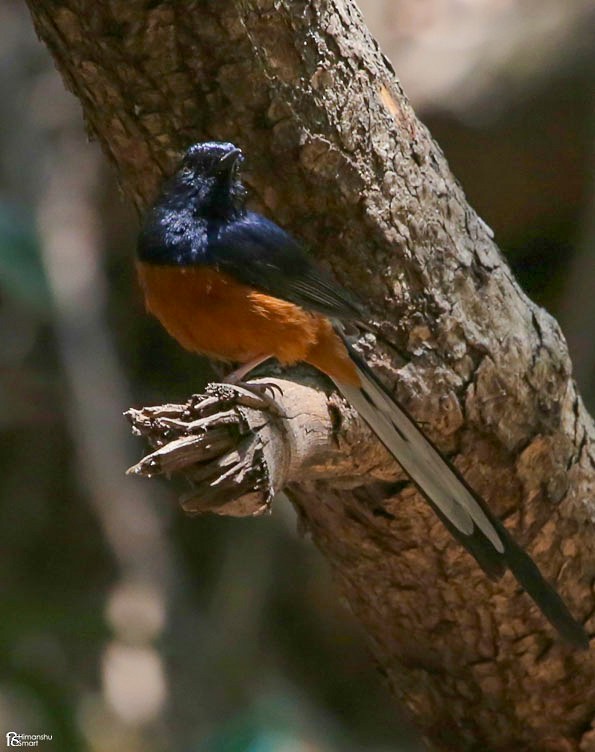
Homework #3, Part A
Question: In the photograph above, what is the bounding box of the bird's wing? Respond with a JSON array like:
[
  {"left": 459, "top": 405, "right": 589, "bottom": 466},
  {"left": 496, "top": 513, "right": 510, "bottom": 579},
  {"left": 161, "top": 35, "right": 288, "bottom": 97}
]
[{"left": 208, "top": 212, "right": 364, "bottom": 320}]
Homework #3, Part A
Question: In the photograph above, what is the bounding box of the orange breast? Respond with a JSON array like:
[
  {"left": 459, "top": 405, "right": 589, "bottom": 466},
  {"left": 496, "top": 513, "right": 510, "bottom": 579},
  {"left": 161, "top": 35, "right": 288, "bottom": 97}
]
[{"left": 136, "top": 262, "right": 359, "bottom": 385}]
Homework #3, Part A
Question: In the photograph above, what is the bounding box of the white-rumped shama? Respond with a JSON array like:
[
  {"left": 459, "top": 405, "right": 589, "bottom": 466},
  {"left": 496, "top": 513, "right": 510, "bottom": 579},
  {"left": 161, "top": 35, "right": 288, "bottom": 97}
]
[{"left": 136, "top": 141, "right": 587, "bottom": 648}]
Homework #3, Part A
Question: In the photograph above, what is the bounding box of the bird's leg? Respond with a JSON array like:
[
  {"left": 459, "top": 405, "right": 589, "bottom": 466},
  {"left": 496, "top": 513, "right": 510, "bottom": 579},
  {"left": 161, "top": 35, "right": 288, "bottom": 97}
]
[
  {"left": 224, "top": 355, "right": 284, "bottom": 408},
  {"left": 225, "top": 355, "right": 272, "bottom": 384}
]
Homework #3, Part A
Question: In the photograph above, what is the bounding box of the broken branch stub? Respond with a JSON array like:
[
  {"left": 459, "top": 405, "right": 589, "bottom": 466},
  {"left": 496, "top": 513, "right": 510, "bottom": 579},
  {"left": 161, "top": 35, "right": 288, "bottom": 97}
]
[{"left": 125, "top": 376, "right": 379, "bottom": 517}]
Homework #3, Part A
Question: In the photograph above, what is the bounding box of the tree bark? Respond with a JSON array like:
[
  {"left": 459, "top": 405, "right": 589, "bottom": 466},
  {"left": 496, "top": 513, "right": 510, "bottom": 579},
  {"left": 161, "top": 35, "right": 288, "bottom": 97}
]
[{"left": 26, "top": 1, "right": 595, "bottom": 749}]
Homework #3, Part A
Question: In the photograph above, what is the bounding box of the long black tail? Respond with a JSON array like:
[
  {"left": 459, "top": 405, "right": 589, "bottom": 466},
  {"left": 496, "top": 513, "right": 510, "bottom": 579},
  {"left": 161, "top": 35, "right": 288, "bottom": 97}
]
[{"left": 333, "top": 336, "right": 588, "bottom": 648}]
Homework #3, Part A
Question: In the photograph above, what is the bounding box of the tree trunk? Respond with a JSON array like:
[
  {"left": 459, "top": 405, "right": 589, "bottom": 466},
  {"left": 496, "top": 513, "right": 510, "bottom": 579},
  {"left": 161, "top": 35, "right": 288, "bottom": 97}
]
[{"left": 26, "top": 1, "right": 595, "bottom": 749}]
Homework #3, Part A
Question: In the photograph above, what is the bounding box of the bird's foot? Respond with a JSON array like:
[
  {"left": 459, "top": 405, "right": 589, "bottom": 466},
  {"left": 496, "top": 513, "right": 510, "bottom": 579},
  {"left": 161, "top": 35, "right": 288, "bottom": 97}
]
[
  {"left": 229, "top": 378, "right": 284, "bottom": 412},
  {"left": 222, "top": 356, "right": 283, "bottom": 410}
]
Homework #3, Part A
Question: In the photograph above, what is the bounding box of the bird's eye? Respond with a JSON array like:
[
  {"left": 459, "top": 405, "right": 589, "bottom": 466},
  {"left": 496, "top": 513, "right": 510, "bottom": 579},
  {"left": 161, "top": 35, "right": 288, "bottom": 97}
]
[{"left": 181, "top": 164, "right": 193, "bottom": 177}]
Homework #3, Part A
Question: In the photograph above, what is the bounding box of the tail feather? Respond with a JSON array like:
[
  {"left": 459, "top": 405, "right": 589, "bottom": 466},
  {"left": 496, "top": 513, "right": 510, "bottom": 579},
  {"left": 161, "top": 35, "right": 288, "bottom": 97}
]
[{"left": 335, "top": 336, "right": 588, "bottom": 649}]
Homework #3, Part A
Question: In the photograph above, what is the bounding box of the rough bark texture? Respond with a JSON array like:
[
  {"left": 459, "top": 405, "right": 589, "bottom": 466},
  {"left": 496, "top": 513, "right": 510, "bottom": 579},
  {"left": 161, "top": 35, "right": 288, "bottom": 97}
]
[{"left": 26, "top": 1, "right": 595, "bottom": 749}]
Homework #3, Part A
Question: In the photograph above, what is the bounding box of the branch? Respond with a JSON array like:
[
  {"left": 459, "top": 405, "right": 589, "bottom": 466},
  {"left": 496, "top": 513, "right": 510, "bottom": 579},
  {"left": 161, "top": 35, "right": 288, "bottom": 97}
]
[
  {"left": 26, "top": 1, "right": 595, "bottom": 749},
  {"left": 126, "top": 375, "right": 393, "bottom": 512}
]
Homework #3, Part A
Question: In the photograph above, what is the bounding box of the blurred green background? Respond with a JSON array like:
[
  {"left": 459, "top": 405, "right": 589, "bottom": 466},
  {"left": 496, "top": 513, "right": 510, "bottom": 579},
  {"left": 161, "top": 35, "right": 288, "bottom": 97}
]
[{"left": 1, "top": 2, "right": 593, "bottom": 750}]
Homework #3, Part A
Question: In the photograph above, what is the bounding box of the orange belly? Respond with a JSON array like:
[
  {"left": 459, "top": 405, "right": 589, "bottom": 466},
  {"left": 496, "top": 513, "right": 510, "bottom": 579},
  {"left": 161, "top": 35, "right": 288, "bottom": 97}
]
[{"left": 136, "top": 262, "right": 359, "bottom": 385}]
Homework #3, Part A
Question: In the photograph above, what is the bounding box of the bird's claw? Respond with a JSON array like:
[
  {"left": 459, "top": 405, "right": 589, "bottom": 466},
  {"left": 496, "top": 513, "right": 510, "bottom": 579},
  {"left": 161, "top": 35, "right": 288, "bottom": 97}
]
[{"left": 232, "top": 379, "right": 284, "bottom": 412}]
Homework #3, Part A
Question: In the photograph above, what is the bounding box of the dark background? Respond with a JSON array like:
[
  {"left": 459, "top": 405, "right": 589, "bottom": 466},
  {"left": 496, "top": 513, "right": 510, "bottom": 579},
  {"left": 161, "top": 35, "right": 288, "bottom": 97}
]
[{"left": 1, "top": 1, "right": 593, "bottom": 750}]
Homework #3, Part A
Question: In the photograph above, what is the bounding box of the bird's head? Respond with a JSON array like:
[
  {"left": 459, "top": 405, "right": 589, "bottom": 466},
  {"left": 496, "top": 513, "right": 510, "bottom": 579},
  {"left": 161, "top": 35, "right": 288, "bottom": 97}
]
[{"left": 174, "top": 141, "right": 246, "bottom": 217}]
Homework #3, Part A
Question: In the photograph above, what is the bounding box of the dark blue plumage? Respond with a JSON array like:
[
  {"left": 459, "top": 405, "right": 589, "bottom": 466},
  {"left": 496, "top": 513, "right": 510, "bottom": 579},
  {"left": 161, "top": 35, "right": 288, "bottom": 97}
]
[{"left": 138, "top": 142, "right": 363, "bottom": 319}]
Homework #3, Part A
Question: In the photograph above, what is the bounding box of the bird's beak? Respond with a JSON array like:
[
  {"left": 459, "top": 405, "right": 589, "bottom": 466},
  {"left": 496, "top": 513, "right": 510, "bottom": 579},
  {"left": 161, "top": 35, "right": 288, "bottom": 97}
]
[{"left": 218, "top": 148, "right": 242, "bottom": 171}]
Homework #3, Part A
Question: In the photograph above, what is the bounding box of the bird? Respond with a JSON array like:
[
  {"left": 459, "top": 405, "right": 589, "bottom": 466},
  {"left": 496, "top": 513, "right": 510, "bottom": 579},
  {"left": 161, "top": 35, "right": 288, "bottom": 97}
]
[{"left": 136, "top": 140, "right": 588, "bottom": 649}]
